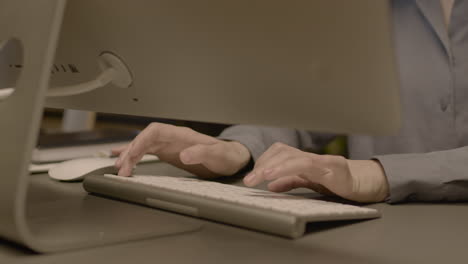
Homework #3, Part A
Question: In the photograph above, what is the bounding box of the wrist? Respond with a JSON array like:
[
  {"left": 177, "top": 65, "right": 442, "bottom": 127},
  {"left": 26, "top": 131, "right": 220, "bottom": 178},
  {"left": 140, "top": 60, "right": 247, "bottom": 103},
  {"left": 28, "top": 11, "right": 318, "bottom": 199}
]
[
  {"left": 369, "top": 159, "right": 389, "bottom": 202},
  {"left": 347, "top": 159, "right": 389, "bottom": 202}
]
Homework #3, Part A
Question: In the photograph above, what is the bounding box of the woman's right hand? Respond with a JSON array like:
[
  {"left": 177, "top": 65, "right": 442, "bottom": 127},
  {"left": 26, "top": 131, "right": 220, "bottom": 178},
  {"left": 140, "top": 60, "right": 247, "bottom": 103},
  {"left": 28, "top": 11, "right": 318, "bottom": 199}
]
[{"left": 113, "top": 122, "right": 251, "bottom": 178}]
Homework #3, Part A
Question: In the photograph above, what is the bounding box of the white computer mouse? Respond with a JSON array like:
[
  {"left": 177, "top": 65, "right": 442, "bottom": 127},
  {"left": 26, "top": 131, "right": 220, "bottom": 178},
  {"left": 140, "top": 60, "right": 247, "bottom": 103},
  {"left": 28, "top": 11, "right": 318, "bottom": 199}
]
[
  {"left": 48, "top": 157, "right": 118, "bottom": 182},
  {"left": 48, "top": 155, "right": 158, "bottom": 182}
]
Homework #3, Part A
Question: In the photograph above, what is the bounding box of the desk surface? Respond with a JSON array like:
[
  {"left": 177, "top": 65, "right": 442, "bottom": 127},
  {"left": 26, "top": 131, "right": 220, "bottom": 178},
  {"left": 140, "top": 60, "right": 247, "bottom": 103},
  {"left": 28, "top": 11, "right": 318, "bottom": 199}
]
[{"left": 1, "top": 162, "right": 467, "bottom": 264}]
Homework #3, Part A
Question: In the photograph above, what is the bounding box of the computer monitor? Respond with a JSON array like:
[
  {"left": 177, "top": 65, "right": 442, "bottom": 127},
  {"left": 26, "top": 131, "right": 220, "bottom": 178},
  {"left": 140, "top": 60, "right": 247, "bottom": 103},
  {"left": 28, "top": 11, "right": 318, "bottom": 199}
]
[
  {"left": 0, "top": 0, "right": 400, "bottom": 253},
  {"left": 46, "top": 0, "right": 400, "bottom": 135}
]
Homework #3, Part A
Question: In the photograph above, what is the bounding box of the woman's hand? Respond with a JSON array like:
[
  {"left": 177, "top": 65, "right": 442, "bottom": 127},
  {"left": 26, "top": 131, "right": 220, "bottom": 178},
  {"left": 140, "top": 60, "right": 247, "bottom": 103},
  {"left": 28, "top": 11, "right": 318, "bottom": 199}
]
[
  {"left": 113, "top": 122, "right": 251, "bottom": 178},
  {"left": 243, "top": 142, "right": 389, "bottom": 203}
]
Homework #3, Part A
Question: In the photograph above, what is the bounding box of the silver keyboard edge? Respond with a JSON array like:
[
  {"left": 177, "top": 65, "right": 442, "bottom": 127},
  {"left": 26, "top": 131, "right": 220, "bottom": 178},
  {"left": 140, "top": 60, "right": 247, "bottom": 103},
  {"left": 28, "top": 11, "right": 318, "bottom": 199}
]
[{"left": 84, "top": 175, "right": 306, "bottom": 238}]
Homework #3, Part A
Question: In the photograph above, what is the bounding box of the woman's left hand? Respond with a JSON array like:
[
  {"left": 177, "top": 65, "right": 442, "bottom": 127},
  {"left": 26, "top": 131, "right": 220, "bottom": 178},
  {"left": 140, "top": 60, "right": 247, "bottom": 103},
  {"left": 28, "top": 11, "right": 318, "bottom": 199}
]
[{"left": 243, "top": 142, "right": 389, "bottom": 203}]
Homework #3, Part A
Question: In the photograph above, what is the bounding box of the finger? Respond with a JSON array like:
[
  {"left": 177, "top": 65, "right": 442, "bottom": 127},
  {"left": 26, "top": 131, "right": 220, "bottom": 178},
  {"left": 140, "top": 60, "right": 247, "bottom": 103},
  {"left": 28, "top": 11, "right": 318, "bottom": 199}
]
[
  {"left": 267, "top": 175, "right": 333, "bottom": 195},
  {"left": 263, "top": 155, "right": 328, "bottom": 185},
  {"left": 247, "top": 146, "right": 309, "bottom": 187},
  {"left": 254, "top": 142, "right": 290, "bottom": 167},
  {"left": 244, "top": 152, "right": 295, "bottom": 187},
  {"left": 255, "top": 150, "right": 297, "bottom": 176},
  {"left": 111, "top": 144, "right": 129, "bottom": 156},
  {"left": 253, "top": 143, "right": 305, "bottom": 177},
  {"left": 118, "top": 154, "right": 142, "bottom": 177},
  {"left": 116, "top": 124, "right": 166, "bottom": 172},
  {"left": 267, "top": 175, "right": 309, "bottom": 192},
  {"left": 117, "top": 138, "right": 150, "bottom": 176},
  {"left": 115, "top": 144, "right": 130, "bottom": 168},
  {"left": 304, "top": 182, "right": 335, "bottom": 196},
  {"left": 116, "top": 143, "right": 136, "bottom": 176},
  {"left": 180, "top": 142, "right": 241, "bottom": 176},
  {"left": 245, "top": 144, "right": 297, "bottom": 187}
]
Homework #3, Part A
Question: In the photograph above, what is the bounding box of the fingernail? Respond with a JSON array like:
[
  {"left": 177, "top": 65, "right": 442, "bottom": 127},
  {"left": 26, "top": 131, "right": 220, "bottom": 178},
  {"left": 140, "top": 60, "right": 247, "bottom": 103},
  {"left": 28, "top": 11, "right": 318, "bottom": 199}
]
[
  {"left": 263, "top": 168, "right": 273, "bottom": 175},
  {"left": 244, "top": 173, "right": 256, "bottom": 185},
  {"left": 180, "top": 151, "right": 192, "bottom": 164},
  {"left": 180, "top": 152, "right": 190, "bottom": 163}
]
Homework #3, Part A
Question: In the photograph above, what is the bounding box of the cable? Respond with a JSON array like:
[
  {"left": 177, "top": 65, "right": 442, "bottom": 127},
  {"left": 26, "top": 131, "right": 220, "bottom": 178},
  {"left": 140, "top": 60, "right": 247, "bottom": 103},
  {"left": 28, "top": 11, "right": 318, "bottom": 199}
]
[
  {"left": 1, "top": 67, "right": 118, "bottom": 100},
  {"left": 47, "top": 67, "right": 117, "bottom": 97},
  {"left": 0, "top": 88, "right": 14, "bottom": 101},
  {"left": 48, "top": 52, "right": 132, "bottom": 97},
  {"left": 0, "top": 52, "right": 132, "bottom": 101}
]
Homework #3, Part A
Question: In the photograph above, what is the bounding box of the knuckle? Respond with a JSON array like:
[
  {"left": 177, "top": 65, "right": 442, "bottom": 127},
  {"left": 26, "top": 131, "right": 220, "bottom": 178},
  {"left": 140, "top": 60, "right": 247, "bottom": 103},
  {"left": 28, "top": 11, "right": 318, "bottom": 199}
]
[
  {"left": 127, "top": 150, "right": 141, "bottom": 161},
  {"left": 271, "top": 142, "right": 282, "bottom": 149},
  {"left": 148, "top": 122, "right": 172, "bottom": 133},
  {"left": 305, "top": 152, "right": 318, "bottom": 163},
  {"left": 180, "top": 126, "right": 195, "bottom": 135},
  {"left": 209, "top": 144, "right": 223, "bottom": 156},
  {"left": 272, "top": 164, "right": 284, "bottom": 174},
  {"left": 146, "top": 123, "right": 162, "bottom": 139},
  {"left": 271, "top": 142, "right": 286, "bottom": 150},
  {"left": 148, "top": 122, "right": 161, "bottom": 130}
]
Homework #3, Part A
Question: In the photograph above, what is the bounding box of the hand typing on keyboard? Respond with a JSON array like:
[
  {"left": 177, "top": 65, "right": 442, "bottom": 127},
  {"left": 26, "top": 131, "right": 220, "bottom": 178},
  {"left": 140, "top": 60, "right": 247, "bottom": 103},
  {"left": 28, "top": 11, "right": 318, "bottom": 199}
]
[
  {"left": 242, "top": 143, "right": 389, "bottom": 203},
  {"left": 113, "top": 123, "right": 389, "bottom": 203},
  {"left": 113, "top": 122, "right": 251, "bottom": 178}
]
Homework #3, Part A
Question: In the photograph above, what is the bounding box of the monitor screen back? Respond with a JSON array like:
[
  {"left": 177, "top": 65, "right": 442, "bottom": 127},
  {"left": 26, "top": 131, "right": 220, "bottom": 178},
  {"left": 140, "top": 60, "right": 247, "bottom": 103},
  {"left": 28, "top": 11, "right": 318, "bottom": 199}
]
[{"left": 46, "top": 0, "right": 400, "bottom": 135}]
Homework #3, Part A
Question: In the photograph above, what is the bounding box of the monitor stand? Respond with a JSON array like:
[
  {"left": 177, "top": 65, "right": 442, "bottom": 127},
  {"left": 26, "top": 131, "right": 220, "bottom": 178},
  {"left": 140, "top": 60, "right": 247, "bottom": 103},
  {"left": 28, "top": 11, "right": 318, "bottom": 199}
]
[
  {"left": 0, "top": 0, "right": 201, "bottom": 253},
  {"left": 25, "top": 171, "right": 202, "bottom": 252}
]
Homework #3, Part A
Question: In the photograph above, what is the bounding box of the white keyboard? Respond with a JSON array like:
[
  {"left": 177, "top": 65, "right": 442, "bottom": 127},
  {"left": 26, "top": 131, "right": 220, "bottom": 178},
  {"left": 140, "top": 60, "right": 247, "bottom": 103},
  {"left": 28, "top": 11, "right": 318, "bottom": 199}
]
[{"left": 95, "top": 174, "right": 380, "bottom": 238}]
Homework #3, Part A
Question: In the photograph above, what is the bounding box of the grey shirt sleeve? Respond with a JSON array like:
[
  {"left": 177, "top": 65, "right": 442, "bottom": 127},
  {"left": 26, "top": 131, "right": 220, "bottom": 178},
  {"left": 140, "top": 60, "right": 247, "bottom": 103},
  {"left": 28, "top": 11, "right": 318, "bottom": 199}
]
[
  {"left": 374, "top": 147, "right": 468, "bottom": 203},
  {"left": 218, "top": 125, "right": 336, "bottom": 161}
]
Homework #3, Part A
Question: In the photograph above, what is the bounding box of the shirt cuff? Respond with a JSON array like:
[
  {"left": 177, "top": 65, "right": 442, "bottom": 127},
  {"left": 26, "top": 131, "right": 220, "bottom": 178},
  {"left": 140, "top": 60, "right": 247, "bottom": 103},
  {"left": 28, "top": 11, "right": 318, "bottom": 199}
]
[{"left": 373, "top": 151, "right": 462, "bottom": 203}]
